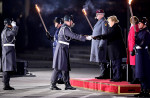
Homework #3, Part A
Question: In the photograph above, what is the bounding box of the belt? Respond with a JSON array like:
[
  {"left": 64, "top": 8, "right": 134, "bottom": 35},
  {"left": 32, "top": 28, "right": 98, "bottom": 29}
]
[
  {"left": 136, "top": 46, "right": 148, "bottom": 49},
  {"left": 3, "top": 44, "right": 15, "bottom": 47},
  {"left": 58, "top": 41, "right": 69, "bottom": 45}
]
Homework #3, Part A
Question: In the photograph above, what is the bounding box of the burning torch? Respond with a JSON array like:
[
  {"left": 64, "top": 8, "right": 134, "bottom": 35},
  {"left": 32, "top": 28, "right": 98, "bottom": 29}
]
[
  {"left": 35, "top": 4, "right": 49, "bottom": 33},
  {"left": 82, "top": 9, "right": 93, "bottom": 31},
  {"left": 128, "top": 0, "right": 136, "bottom": 32}
]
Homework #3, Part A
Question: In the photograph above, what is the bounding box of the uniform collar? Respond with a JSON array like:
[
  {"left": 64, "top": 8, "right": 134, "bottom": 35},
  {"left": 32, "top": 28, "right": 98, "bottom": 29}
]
[
  {"left": 140, "top": 27, "right": 148, "bottom": 32},
  {"left": 98, "top": 17, "right": 105, "bottom": 23}
]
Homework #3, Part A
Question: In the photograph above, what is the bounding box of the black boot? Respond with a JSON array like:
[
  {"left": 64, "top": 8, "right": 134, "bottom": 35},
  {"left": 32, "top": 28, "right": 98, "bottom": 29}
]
[
  {"left": 134, "top": 89, "right": 145, "bottom": 97},
  {"left": 95, "top": 76, "right": 106, "bottom": 79},
  {"left": 130, "top": 79, "right": 140, "bottom": 84},
  {"left": 57, "top": 78, "right": 64, "bottom": 84},
  {"left": 143, "top": 89, "right": 150, "bottom": 97},
  {"left": 3, "top": 86, "right": 15, "bottom": 90},
  {"left": 3, "top": 83, "right": 15, "bottom": 90},
  {"left": 65, "top": 82, "right": 76, "bottom": 90},
  {"left": 50, "top": 83, "right": 61, "bottom": 90}
]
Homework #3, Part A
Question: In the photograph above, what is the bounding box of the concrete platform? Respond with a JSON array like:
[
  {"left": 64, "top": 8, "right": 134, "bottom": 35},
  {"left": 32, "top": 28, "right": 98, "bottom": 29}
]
[{"left": 0, "top": 68, "right": 138, "bottom": 98}]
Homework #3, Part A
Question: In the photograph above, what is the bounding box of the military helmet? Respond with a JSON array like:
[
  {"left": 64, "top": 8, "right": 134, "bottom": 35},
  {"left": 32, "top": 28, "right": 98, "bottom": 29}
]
[
  {"left": 4, "top": 18, "right": 11, "bottom": 25},
  {"left": 139, "top": 17, "right": 148, "bottom": 25},
  {"left": 64, "top": 15, "right": 74, "bottom": 21},
  {"left": 54, "top": 17, "right": 63, "bottom": 24}
]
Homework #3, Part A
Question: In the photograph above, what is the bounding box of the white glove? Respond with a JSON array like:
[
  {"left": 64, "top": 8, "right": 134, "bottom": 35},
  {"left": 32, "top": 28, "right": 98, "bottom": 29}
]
[
  {"left": 11, "top": 21, "right": 16, "bottom": 27},
  {"left": 86, "top": 35, "right": 92, "bottom": 40}
]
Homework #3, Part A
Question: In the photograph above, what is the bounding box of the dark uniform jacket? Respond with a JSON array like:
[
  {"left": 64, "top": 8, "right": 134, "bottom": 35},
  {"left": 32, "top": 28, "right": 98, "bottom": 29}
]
[
  {"left": 135, "top": 28, "right": 150, "bottom": 85},
  {"left": 52, "top": 24, "right": 86, "bottom": 71},
  {"left": 52, "top": 28, "right": 60, "bottom": 56},
  {"left": 107, "top": 23, "right": 126, "bottom": 60},
  {"left": 1, "top": 26, "right": 18, "bottom": 71}
]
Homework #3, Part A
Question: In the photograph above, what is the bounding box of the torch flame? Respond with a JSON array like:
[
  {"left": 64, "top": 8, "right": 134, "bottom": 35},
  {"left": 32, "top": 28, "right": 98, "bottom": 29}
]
[
  {"left": 82, "top": 9, "right": 87, "bottom": 16},
  {"left": 35, "top": 4, "right": 40, "bottom": 12},
  {"left": 129, "top": 0, "right": 132, "bottom": 5}
]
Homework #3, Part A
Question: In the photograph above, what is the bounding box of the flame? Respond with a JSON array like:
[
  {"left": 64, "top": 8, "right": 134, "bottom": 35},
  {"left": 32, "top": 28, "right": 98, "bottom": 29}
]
[
  {"left": 35, "top": 4, "right": 40, "bottom": 12},
  {"left": 82, "top": 9, "right": 87, "bottom": 16},
  {"left": 129, "top": 0, "right": 132, "bottom": 5}
]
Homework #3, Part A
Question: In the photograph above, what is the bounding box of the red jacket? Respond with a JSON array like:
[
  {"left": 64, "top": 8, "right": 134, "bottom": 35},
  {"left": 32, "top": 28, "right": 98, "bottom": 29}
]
[{"left": 127, "top": 24, "right": 139, "bottom": 65}]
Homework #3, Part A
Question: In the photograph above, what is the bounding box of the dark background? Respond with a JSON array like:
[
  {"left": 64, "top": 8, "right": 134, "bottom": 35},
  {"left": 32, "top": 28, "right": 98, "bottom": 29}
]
[{"left": 1, "top": 0, "right": 150, "bottom": 53}]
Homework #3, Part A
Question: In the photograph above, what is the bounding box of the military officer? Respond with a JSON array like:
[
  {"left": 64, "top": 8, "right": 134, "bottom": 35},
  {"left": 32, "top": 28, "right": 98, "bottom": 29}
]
[
  {"left": 46, "top": 17, "right": 64, "bottom": 84},
  {"left": 50, "top": 15, "right": 89, "bottom": 90},
  {"left": 90, "top": 9, "right": 109, "bottom": 79},
  {"left": 134, "top": 17, "right": 150, "bottom": 97},
  {"left": 1, "top": 18, "right": 18, "bottom": 90}
]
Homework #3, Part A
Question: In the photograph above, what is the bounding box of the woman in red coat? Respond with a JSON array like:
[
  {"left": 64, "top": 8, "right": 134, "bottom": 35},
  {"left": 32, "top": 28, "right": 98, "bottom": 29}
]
[{"left": 127, "top": 16, "right": 140, "bottom": 84}]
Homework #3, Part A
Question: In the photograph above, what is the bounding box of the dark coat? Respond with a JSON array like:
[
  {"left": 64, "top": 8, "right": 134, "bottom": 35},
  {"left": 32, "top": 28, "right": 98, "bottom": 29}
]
[
  {"left": 107, "top": 23, "right": 126, "bottom": 60},
  {"left": 127, "top": 25, "right": 139, "bottom": 65},
  {"left": 52, "top": 28, "right": 60, "bottom": 56},
  {"left": 52, "top": 24, "right": 86, "bottom": 71},
  {"left": 1, "top": 26, "right": 18, "bottom": 71},
  {"left": 135, "top": 28, "right": 150, "bottom": 88},
  {"left": 90, "top": 17, "right": 108, "bottom": 63}
]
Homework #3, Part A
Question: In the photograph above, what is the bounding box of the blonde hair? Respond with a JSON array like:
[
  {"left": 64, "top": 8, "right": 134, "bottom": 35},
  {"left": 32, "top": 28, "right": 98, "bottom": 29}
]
[
  {"left": 107, "top": 15, "right": 119, "bottom": 23},
  {"left": 130, "top": 16, "right": 139, "bottom": 24}
]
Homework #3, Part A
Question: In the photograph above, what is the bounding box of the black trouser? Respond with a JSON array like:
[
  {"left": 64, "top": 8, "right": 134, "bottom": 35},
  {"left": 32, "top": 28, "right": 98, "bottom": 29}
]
[
  {"left": 51, "top": 69, "right": 70, "bottom": 84},
  {"left": 129, "top": 65, "right": 136, "bottom": 82},
  {"left": 2, "top": 71, "right": 11, "bottom": 87},
  {"left": 140, "top": 78, "right": 150, "bottom": 90},
  {"left": 99, "top": 62, "right": 108, "bottom": 77},
  {"left": 111, "top": 59, "right": 122, "bottom": 80}
]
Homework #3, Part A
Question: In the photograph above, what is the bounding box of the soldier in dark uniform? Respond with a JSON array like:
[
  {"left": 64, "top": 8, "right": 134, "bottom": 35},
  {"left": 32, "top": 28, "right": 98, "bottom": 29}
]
[
  {"left": 50, "top": 15, "right": 89, "bottom": 90},
  {"left": 90, "top": 9, "right": 109, "bottom": 79},
  {"left": 134, "top": 17, "right": 150, "bottom": 97},
  {"left": 46, "top": 17, "right": 64, "bottom": 84},
  {"left": 1, "top": 18, "right": 18, "bottom": 90}
]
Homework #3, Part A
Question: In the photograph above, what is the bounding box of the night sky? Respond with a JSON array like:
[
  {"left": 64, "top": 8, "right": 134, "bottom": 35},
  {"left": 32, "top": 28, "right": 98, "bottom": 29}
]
[{"left": 1, "top": 0, "right": 150, "bottom": 52}]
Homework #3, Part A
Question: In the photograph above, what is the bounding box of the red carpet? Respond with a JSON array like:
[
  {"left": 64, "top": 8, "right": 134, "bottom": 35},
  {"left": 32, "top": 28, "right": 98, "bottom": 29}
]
[{"left": 70, "top": 78, "right": 140, "bottom": 94}]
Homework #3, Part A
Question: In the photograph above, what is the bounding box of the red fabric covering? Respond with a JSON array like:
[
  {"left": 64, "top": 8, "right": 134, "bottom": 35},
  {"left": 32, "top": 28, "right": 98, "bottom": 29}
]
[{"left": 70, "top": 78, "right": 140, "bottom": 94}]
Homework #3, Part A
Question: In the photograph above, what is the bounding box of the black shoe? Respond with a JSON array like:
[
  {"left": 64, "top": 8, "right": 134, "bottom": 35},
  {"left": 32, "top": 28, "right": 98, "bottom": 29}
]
[
  {"left": 134, "top": 92, "right": 144, "bottom": 97},
  {"left": 134, "top": 89, "right": 145, "bottom": 97},
  {"left": 129, "top": 79, "right": 140, "bottom": 84},
  {"left": 3, "top": 86, "right": 15, "bottom": 90},
  {"left": 95, "top": 76, "right": 107, "bottom": 79},
  {"left": 50, "top": 86, "right": 61, "bottom": 90},
  {"left": 110, "top": 79, "right": 121, "bottom": 82},
  {"left": 65, "top": 86, "right": 76, "bottom": 90},
  {"left": 57, "top": 79, "right": 64, "bottom": 84}
]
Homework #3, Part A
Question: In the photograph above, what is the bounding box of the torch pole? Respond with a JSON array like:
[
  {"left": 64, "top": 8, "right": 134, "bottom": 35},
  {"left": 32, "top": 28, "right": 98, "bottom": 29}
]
[
  {"left": 37, "top": 12, "right": 48, "bottom": 32},
  {"left": 85, "top": 15, "right": 93, "bottom": 31},
  {"left": 129, "top": 5, "right": 136, "bottom": 33},
  {"left": 35, "top": 4, "right": 48, "bottom": 33}
]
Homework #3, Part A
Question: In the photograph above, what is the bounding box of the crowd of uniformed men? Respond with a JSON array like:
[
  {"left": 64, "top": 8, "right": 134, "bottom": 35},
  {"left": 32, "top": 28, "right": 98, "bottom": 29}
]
[{"left": 1, "top": 8, "right": 150, "bottom": 97}]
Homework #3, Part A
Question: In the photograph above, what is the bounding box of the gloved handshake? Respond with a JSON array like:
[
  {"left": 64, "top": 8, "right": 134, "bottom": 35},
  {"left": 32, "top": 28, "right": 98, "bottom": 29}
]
[{"left": 11, "top": 21, "right": 16, "bottom": 27}]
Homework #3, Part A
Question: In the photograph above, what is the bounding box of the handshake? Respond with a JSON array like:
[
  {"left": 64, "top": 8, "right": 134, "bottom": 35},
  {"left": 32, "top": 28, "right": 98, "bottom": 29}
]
[
  {"left": 11, "top": 21, "right": 16, "bottom": 27},
  {"left": 85, "top": 35, "right": 106, "bottom": 40}
]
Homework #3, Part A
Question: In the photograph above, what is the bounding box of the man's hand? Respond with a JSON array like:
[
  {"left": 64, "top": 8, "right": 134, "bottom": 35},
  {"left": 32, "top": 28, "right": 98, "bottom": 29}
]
[
  {"left": 46, "top": 31, "right": 54, "bottom": 41},
  {"left": 92, "top": 35, "right": 103, "bottom": 40}
]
